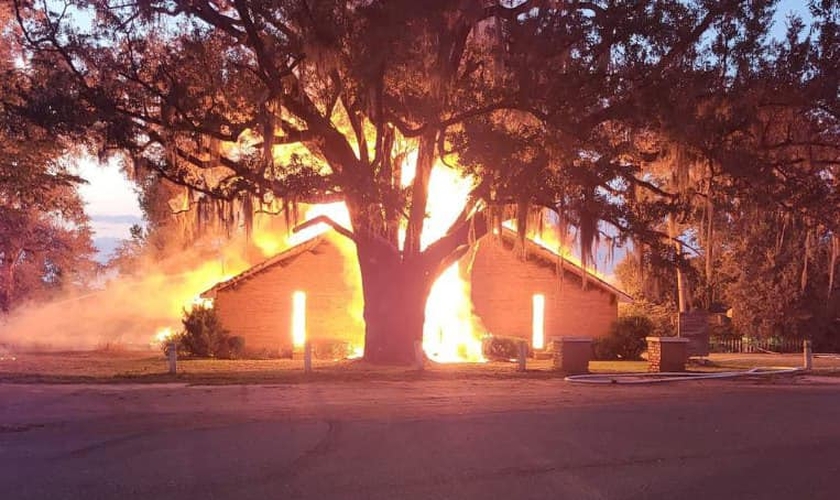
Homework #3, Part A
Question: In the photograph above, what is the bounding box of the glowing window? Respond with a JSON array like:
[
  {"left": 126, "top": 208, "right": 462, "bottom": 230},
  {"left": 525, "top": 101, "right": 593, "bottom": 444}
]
[
  {"left": 532, "top": 294, "right": 545, "bottom": 349},
  {"left": 292, "top": 291, "right": 307, "bottom": 347}
]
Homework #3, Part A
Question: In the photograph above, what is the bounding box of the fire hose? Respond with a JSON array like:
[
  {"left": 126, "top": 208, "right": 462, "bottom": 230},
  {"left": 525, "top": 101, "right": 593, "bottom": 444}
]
[
  {"left": 815, "top": 353, "right": 840, "bottom": 360},
  {"left": 564, "top": 366, "right": 803, "bottom": 385}
]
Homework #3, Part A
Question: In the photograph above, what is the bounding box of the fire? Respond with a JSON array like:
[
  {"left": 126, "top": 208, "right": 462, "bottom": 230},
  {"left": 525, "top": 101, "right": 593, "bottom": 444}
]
[
  {"left": 501, "top": 220, "right": 612, "bottom": 283},
  {"left": 401, "top": 157, "right": 487, "bottom": 363},
  {"left": 153, "top": 326, "right": 175, "bottom": 346},
  {"left": 422, "top": 265, "right": 485, "bottom": 362},
  {"left": 252, "top": 232, "right": 284, "bottom": 256},
  {"left": 150, "top": 133, "right": 488, "bottom": 363},
  {"left": 269, "top": 153, "right": 486, "bottom": 363},
  {"left": 288, "top": 202, "right": 352, "bottom": 246},
  {"left": 288, "top": 202, "right": 365, "bottom": 353},
  {"left": 192, "top": 296, "right": 214, "bottom": 309}
]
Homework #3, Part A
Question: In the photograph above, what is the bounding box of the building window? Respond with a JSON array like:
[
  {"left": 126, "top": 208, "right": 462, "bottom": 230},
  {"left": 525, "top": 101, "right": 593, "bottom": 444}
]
[
  {"left": 292, "top": 291, "right": 307, "bottom": 347},
  {"left": 532, "top": 294, "right": 545, "bottom": 349}
]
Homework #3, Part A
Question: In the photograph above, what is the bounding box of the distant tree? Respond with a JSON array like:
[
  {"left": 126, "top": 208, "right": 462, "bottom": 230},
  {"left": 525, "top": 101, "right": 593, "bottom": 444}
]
[
  {"left": 0, "top": 8, "right": 96, "bottom": 312},
  {"left": 106, "top": 223, "right": 148, "bottom": 275},
  {"left": 614, "top": 257, "right": 679, "bottom": 337}
]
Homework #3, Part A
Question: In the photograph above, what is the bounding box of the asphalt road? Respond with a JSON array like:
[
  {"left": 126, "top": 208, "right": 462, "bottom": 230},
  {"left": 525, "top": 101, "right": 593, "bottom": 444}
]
[{"left": 1, "top": 378, "right": 839, "bottom": 499}]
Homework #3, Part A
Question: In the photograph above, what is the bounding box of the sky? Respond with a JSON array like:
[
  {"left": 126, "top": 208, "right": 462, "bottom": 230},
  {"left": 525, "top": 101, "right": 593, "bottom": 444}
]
[
  {"left": 74, "top": 157, "right": 143, "bottom": 261},
  {"left": 76, "top": 0, "right": 812, "bottom": 260}
]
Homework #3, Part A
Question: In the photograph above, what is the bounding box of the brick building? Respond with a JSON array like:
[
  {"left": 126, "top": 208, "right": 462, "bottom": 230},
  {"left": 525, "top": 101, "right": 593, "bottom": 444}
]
[
  {"left": 470, "top": 228, "right": 631, "bottom": 348},
  {"left": 201, "top": 235, "right": 364, "bottom": 358},
  {"left": 201, "top": 229, "right": 629, "bottom": 357}
]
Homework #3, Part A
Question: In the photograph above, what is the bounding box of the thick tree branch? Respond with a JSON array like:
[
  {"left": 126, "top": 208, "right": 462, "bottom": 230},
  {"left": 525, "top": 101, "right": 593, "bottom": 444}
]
[{"left": 293, "top": 215, "right": 356, "bottom": 242}]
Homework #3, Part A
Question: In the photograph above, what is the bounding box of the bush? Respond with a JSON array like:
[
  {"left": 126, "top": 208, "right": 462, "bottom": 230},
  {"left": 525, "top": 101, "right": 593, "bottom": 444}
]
[
  {"left": 174, "top": 305, "right": 243, "bottom": 359},
  {"left": 311, "top": 339, "right": 353, "bottom": 360},
  {"left": 216, "top": 336, "right": 247, "bottom": 359},
  {"left": 593, "top": 316, "right": 652, "bottom": 360},
  {"left": 482, "top": 335, "right": 530, "bottom": 361}
]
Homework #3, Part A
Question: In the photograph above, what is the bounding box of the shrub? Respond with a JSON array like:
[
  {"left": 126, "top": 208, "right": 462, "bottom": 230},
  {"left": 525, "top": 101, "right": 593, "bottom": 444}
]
[
  {"left": 482, "top": 335, "right": 530, "bottom": 361},
  {"left": 174, "top": 305, "right": 242, "bottom": 359},
  {"left": 311, "top": 339, "right": 354, "bottom": 360},
  {"left": 216, "top": 336, "right": 247, "bottom": 359},
  {"left": 593, "top": 316, "right": 652, "bottom": 360}
]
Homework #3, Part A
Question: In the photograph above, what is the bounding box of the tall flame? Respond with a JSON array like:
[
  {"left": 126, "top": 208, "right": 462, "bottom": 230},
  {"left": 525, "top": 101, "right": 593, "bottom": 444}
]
[{"left": 401, "top": 156, "right": 486, "bottom": 363}]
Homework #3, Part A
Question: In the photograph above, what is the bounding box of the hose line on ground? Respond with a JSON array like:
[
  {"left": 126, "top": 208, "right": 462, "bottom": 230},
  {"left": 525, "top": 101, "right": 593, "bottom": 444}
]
[{"left": 564, "top": 367, "right": 803, "bottom": 384}]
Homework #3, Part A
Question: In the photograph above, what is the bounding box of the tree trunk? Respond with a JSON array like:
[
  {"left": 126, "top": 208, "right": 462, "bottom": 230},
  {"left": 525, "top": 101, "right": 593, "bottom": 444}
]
[
  {"left": 668, "top": 215, "right": 688, "bottom": 313},
  {"left": 1, "top": 256, "right": 14, "bottom": 313},
  {"left": 349, "top": 205, "right": 488, "bottom": 365},
  {"left": 705, "top": 191, "right": 714, "bottom": 309},
  {"left": 361, "top": 266, "right": 430, "bottom": 364},
  {"left": 355, "top": 238, "right": 432, "bottom": 364}
]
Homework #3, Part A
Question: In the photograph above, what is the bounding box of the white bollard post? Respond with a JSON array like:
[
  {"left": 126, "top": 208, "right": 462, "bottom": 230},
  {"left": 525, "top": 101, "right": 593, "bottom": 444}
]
[
  {"left": 414, "top": 340, "right": 425, "bottom": 371},
  {"left": 803, "top": 339, "right": 813, "bottom": 371},
  {"left": 304, "top": 341, "right": 312, "bottom": 374},
  {"left": 167, "top": 342, "right": 177, "bottom": 375},
  {"left": 517, "top": 341, "right": 527, "bottom": 372}
]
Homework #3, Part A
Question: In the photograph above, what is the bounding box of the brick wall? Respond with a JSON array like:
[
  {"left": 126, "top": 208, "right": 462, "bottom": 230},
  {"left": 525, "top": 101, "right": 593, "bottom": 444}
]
[
  {"left": 214, "top": 237, "right": 364, "bottom": 356},
  {"left": 646, "top": 337, "right": 688, "bottom": 372},
  {"left": 467, "top": 237, "right": 618, "bottom": 343}
]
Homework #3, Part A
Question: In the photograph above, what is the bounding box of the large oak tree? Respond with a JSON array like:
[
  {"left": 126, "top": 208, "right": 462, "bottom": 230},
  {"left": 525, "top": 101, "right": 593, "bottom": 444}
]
[{"left": 14, "top": 0, "right": 785, "bottom": 363}]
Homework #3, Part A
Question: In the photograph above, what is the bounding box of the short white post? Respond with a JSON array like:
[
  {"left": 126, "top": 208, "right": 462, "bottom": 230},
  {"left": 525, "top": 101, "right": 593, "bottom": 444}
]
[
  {"left": 304, "top": 341, "right": 312, "bottom": 374},
  {"left": 414, "top": 340, "right": 425, "bottom": 371},
  {"left": 803, "top": 339, "right": 813, "bottom": 371},
  {"left": 517, "top": 341, "right": 527, "bottom": 372},
  {"left": 167, "top": 342, "right": 177, "bottom": 375}
]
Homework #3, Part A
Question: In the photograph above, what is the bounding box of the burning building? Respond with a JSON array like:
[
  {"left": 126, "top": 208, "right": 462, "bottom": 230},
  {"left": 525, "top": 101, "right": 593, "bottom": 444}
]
[
  {"left": 199, "top": 224, "right": 630, "bottom": 361},
  {"left": 471, "top": 228, "right": 631, "bottom": 350},
  {"left": 201, "top": 233, "right": 364, "bottom": 359}
]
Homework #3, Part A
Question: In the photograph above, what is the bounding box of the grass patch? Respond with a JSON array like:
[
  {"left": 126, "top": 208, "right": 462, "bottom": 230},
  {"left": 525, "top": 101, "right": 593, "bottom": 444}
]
[
  {"left": 0, "top": 351, "right": 571, "bottom": 384},
  {"left": 3, "top": 350, "right": 835, "bottom": 385},
  {"left": 703, "top": 353, "right": 840, "bottom": 374}
]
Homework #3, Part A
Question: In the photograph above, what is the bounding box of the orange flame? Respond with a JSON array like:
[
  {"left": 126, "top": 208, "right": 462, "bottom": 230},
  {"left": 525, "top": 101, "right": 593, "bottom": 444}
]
[
  {"left": 501, "top": 220, "right": 612, "bottom": 283},
  {"left": 401, "top": 157, "right": 486, "bottom": 363}
]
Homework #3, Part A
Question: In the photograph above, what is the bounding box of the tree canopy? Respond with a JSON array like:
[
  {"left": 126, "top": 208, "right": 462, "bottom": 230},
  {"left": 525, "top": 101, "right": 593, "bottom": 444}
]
[
  {"left": 1, "top": 5, "right": 95, "bottom": 312},
  {"left": 11, "top": 0, "right": 839, "bottom": 360}
]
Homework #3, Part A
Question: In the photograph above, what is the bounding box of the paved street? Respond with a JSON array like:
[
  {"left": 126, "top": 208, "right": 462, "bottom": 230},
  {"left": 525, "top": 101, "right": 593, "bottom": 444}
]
[{"left": 1, "top": 378, "right": 839, "bottom": 499}]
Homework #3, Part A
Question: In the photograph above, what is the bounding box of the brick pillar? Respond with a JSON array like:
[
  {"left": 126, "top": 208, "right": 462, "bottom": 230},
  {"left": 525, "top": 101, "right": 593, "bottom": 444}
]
[
  {"left": 646, "top": 337, "right": 690, "bottom": 372},
  {"left": 552, "top": 337, "right": 592, "bottom": 374}
]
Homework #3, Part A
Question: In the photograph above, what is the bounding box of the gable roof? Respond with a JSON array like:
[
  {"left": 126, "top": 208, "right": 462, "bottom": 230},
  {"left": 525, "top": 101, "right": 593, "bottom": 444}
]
[
  {"left": 496, "top": 228, "right": 632, "bottom": 302},
  {"left": 200, "top": 236, "right": 325, "bottom": 298},
  {"left": 201, "top": 227, "right": 631, "bottom": 302}
]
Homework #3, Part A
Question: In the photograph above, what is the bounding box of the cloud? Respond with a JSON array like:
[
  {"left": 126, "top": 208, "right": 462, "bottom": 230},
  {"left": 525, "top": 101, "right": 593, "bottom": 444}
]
[
  {"left": 89, "top": 214, "right": 143, "bottom": 239},
  {"left": 73, "top": 156, "right": 143, "bottom": 217}
]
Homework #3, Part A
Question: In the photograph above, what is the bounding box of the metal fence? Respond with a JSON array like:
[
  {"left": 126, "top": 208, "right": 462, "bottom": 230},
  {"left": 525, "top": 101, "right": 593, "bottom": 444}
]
[{"left": 709, "top": 337, "right": 803, "bottom": 354}]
